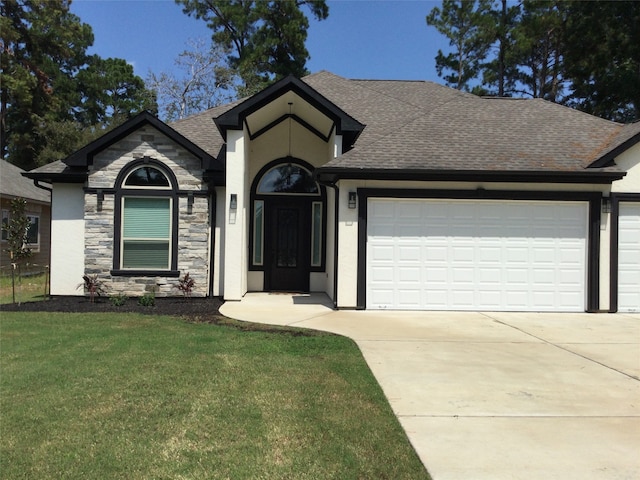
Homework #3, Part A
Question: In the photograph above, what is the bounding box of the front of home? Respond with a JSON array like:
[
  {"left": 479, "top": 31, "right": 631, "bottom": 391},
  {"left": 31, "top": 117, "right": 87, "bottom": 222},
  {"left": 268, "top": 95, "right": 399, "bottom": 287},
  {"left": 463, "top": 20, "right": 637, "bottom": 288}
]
[{"left": 25, "top": 72, "right": 640, "bottom": 312}]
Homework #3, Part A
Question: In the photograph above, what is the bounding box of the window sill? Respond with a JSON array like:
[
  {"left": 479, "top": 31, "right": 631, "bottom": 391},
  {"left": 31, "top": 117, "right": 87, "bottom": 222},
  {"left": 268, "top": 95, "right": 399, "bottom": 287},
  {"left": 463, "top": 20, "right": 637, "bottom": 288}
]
[{"left": 110, "top": 269, "right": 180, "bottom": 277}]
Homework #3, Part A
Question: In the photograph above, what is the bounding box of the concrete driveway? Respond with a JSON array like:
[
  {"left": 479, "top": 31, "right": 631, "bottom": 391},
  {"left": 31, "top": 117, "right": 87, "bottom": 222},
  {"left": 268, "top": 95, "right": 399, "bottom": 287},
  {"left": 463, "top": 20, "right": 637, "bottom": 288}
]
[{"left": 221, "top": 294, "right": 640, "bottom": 480}]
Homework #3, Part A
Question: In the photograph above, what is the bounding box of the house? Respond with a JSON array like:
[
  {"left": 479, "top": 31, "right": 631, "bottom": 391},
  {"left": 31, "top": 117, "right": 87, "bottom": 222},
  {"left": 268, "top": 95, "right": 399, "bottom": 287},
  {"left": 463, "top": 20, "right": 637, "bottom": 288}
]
[
  {"left": 23, "top": 71, "right": 640, "bottom": 312},
  {"left": 1, "top": 160, "right": 51, "bottom": 274}
]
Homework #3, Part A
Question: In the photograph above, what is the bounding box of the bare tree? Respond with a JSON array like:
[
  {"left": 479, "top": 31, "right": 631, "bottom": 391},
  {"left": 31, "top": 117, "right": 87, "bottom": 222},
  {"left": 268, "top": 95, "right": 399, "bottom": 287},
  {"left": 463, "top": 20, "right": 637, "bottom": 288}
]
[{"left": 147, "top": 39, "right": 238, "bottom": 122}]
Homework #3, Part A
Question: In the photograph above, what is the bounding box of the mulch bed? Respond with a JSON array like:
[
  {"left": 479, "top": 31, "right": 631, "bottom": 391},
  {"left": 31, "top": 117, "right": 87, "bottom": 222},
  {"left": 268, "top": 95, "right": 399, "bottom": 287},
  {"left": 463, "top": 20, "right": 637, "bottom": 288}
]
[{"left": 1, "top": 295, "right": 224, "bottom": 322}]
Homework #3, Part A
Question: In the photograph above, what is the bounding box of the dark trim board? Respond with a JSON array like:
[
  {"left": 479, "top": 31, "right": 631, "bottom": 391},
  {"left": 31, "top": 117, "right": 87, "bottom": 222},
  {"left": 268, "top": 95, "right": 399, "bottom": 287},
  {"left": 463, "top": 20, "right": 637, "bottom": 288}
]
[
  {"left": 608, "top": 193, "right": 640, "bottom": 313},
  {"left": 316, "top": 168, "right": 625, "bottom": 185},
  {"left": 355, "top": 188, "right": 602, "bottom": 311}
]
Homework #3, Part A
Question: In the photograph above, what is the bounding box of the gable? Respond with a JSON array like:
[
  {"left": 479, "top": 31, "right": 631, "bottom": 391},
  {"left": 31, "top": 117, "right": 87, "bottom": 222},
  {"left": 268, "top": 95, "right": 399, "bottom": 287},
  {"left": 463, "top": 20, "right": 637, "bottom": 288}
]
[
  {"left": 65, "top": 111, "right": 222, "bottom": 176},
  {"left": 214, "top": 75, "right": 365, "bottom": 152}
]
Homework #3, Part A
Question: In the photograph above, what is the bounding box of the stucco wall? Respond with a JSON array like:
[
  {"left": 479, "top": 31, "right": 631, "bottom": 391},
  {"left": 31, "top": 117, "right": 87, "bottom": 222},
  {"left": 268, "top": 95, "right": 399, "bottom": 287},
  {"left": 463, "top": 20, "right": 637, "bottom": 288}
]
[
  {"left": 50, "top": 184, "right": 85, "bottom": 295},
  {"left": 611, "top": 142, "right": 640, "bottom": 193}
]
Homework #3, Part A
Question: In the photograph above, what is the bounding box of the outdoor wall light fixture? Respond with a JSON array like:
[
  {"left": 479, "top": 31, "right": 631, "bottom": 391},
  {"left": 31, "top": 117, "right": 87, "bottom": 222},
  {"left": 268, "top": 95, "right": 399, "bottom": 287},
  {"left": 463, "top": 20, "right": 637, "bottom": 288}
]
[
  {"left": 187, "top": 192, "right": 194, "bottom": 214},
  {"left": 602, "top": 196, "right": 611, "bottom": 214},
  {"left": 348, "top": 191, "right": 357, "bottom": 209},
  {"left": 230, "top": 193, "right": 238, "bottom": 210},
  {"left": 96, "top": 189, "right": 104, "bottom": 212}
]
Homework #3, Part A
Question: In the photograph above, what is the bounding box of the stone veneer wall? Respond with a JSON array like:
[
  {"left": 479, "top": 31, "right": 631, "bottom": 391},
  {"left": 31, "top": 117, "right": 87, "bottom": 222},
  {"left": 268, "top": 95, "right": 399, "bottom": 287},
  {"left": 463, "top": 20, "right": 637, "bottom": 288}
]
[{"left": 84, "top": 125, "right": 211, "bottom": 297}]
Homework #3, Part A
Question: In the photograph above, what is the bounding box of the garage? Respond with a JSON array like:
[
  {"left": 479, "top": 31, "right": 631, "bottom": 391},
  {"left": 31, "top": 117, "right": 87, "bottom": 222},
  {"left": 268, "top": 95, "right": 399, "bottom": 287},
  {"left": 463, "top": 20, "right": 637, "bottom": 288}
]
[
  {"left": 366, "top": 198, "right": 588, "bottom": 311},
  {"left": 617, "top": 202, "right": 640, "bottom": 312}
]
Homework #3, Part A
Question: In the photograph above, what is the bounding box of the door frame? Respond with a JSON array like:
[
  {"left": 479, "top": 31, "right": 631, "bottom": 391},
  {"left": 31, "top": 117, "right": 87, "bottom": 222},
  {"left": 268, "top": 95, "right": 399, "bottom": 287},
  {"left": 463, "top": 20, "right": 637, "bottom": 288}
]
[
  {"left": 249, "top": 158, "right": 327, "bottom": 292},
  {"left": 609, "top": 193, "right": 640, "bottom": 312},
  {"left": 356, "top": 188, "right": 602, "bottom": 311}
]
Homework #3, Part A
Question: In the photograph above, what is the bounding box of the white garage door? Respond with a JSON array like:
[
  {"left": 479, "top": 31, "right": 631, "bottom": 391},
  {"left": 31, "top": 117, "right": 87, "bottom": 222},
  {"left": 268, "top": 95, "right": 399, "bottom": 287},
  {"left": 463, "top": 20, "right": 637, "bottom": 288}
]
[
  {"left": 618, "top": 202, "right": 640, "bottom": 312},
  {"left": 367, "top": 199, "right": 588, "bottom": 311}
]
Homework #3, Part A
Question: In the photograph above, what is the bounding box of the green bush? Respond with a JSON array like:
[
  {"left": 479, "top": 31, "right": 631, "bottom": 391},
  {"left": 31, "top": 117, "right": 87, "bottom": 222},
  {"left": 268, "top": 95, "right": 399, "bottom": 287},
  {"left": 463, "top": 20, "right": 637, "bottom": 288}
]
[
  {"left": 138, "top": 292, "right": 155, "bottom": 307},
  {"left": 109, "top": 293, "right": 128, "bottom": 307}
]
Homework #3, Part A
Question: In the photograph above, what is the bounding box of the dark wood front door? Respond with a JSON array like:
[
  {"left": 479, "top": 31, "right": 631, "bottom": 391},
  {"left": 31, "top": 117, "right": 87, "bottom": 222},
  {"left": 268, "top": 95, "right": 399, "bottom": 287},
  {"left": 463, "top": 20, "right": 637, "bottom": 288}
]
[{"left": 265, "top": 202, "right": 310, "bottom": 292}]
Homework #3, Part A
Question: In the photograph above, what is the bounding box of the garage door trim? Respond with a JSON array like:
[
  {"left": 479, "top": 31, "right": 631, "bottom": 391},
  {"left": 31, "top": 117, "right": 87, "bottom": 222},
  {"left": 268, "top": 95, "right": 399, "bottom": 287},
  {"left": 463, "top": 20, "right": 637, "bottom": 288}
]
[
  {"left": 609, "top": 193, "right": 640, "bottom": 312},
  {"left": 357, "top": 189, "right": 602, "bottom": 311}
]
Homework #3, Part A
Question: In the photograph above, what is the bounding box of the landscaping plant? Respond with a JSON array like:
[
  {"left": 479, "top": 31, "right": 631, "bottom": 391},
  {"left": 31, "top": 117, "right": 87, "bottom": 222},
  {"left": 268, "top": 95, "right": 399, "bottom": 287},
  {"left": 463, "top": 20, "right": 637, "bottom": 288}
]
[
  {"left": 76, "top": 274, "right": 106, "bottom": 303},
  {"left": 175, "top": 272, "right": 196, "bottom": 298}
]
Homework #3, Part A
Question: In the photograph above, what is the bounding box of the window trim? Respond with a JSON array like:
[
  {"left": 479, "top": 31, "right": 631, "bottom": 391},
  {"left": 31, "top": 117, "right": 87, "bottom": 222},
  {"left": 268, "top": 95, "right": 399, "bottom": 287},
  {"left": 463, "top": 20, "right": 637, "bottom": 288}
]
[
  {"left": 111, "top": 160, "right": 180, "bottom": 277},
  {"left": 26, "top": 214, "right": 40, "bottom": 248},
  {"left": 120, "top": 196, "right": 173, "bottom": 270},
  {"left": 1, "top": 209, "right": 8, "bottom": 242}
]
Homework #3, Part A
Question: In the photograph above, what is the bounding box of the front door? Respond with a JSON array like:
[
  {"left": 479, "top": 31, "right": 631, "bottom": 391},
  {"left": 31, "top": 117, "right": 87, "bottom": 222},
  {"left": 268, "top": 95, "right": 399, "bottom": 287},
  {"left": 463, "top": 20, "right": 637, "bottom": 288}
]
[{"left": 266, "top": 202, "right": 310, "bottom": 292}]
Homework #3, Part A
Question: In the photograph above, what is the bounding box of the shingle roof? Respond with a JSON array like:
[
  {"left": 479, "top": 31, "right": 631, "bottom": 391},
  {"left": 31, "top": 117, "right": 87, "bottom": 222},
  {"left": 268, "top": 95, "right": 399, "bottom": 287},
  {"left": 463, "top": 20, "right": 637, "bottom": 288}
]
[
  {"left": 24, "top": 71, "right": 637, "bottom": 184},
  {"left": 304, "top": 72, "right": 624, "bottom": 174},
  {"left": 173, "top": 71, "right": 631, "bottom": 178},
  {"left": 0, "top": 161, "right": 50, "bottom": 203}
]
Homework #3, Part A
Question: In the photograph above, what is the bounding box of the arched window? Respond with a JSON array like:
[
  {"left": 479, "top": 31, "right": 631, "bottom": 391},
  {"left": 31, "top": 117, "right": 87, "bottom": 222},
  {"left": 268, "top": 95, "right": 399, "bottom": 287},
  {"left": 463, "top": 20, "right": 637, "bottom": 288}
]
[
  {"left": 123, "top": 166, "right": 171, "bottom": 188},
  {"left": 112, "top": 161, "right": 179, "bottom": 275},
  {"left": 257, "top": 163, "right": 320, "bottom": 195}
]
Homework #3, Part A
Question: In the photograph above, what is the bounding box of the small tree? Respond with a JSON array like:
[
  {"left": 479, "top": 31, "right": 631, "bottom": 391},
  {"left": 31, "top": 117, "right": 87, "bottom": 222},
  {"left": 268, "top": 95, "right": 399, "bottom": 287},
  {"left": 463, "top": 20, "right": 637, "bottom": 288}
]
[{"left": 2, "top": 198, "right": 33, "bottom": 304}]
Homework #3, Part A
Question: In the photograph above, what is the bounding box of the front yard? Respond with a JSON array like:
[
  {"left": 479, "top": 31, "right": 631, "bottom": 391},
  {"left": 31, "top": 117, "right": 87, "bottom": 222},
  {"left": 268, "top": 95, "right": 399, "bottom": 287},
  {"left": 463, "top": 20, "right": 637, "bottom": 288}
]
[{"left": 0, "top": 312, "right": 429, "bottom": 479}]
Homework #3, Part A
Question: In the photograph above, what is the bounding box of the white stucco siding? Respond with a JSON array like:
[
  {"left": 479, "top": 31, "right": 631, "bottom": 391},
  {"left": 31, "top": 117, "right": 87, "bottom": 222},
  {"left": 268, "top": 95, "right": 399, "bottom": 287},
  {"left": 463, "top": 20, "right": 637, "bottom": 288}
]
[
  {"left": 248, "top": 121, "right": 333, "bottom": 182},
  {"left": 335, "top": 181, "right": 360, "bottom": 307},
  {"left": 611, "top": 141, "right": 640, "bottom": 193},
  {"left": 211, "top": 187, "right": 225, "bottom": 297},
  {"left": 50, "top": 184, "right": 85, "bottom": 295},
  {"left": 223, "top": 129, "right": 248, "bottom": 300}
]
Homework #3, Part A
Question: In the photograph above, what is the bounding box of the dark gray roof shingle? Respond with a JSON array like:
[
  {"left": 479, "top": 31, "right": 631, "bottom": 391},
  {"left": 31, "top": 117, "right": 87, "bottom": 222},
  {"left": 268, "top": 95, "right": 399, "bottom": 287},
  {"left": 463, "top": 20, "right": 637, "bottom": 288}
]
[{"left": 1, "top": 161, "right": 50, "bottom": 203}]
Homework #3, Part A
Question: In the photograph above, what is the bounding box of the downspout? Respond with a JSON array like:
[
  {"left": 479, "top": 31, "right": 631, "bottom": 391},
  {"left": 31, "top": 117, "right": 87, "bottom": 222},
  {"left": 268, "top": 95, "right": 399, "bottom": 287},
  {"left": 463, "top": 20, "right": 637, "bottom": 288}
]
[{"left": 33, "top": 180, "right": 52, "bottom": 193}]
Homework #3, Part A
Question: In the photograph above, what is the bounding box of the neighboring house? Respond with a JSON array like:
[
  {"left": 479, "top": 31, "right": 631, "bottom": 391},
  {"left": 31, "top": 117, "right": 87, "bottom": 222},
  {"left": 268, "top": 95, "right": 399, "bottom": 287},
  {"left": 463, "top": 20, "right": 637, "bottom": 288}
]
[
  {"left": 1, "top": 160, "right": 51, "bottom": 272},
  {"left": 24, "top": 72, "right": 640, "bottom": 312}
]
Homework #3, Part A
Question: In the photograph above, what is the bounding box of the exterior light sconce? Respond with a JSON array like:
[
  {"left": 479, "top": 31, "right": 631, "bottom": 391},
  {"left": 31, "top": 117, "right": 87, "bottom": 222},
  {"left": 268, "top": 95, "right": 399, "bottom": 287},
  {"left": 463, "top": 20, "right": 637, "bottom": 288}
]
[
  {"left": 187, "top": 192, "right": 194, "bottom": 214},
  {"left": 602, "top": 196, "right": 611, "bottom": 214},
  {"left": 348, "top": 191, "right": 357, "bottom": 209},
  {"left": 230, "top": 193, "right": 237, "bottom": 210},
  {"left": 97, "top": 189, "right": 104, "bottom": 212}
]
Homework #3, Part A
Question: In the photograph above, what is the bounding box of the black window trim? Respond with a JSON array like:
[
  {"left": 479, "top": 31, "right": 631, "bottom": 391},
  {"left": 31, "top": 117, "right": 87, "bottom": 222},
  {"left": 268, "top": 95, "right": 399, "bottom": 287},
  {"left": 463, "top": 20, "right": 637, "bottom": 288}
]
[{"left": 111, "top": 159, "right": 180, "bottom": 277}]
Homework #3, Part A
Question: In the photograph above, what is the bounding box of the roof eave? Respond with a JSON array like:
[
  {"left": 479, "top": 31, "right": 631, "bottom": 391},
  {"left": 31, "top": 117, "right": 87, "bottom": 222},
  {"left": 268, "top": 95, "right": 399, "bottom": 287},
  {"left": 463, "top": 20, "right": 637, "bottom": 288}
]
[
  {"left": 22, "top": 170, "right": 88, "bottom": 184},
  {"left": 64, "top": 111, "right": 222, "bottom": 173},
  {"left": 315, "top": 168, "right": 625, "bottom": 185},
  {"left": 589, "top": 127, "right": 640, "bottom": 167}
]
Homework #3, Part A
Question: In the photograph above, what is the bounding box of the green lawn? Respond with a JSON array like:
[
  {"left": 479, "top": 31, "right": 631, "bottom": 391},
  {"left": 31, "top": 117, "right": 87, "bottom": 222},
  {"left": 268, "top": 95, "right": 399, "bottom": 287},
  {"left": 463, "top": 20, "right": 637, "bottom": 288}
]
[
  {"left": 0, "top": 271, "right": 48, "bottom": 305},
  {"left": 0, "top": 312, "right": 430, "bottom": 479}
]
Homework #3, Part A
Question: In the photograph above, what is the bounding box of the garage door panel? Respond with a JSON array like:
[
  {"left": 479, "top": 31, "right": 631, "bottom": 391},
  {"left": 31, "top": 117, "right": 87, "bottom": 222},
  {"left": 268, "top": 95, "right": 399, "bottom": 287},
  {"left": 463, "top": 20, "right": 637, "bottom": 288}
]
[
  {"left": 367, "top": 199, "right": 587, "bottom": 311},
  {"left": 618, "top": 202, "right": 640, "bottom": 312}
]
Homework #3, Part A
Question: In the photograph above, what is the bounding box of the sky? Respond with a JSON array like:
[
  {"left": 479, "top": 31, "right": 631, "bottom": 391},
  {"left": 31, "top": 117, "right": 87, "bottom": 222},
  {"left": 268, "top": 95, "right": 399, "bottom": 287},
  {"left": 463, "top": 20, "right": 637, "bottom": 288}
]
[{"left": 69, "top": 0, "right": 450, "bottom": 83}]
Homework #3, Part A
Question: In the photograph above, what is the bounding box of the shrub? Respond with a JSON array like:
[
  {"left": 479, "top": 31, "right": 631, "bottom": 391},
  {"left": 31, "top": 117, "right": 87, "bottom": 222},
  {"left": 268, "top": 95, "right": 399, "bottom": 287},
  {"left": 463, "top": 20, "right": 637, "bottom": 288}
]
[
  {"left": 175, "top": 272, "right": 196, "bottom": 298},
  {"left": 138, "top": 292, "right": 155, "bottom": 307},
  {"left": 110, "top": 293, "right": 128, "bottom": 307}
]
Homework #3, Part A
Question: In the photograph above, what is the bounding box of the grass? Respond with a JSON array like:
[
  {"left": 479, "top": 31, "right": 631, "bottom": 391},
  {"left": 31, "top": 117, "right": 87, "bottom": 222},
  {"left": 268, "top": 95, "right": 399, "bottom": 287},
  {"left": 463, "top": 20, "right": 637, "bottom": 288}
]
[
  {"left": 0, "top": 271, "right": 48, "bottom": 305},
  {"left": 0, "top": 312, "right": 430, "bottom": 480}
]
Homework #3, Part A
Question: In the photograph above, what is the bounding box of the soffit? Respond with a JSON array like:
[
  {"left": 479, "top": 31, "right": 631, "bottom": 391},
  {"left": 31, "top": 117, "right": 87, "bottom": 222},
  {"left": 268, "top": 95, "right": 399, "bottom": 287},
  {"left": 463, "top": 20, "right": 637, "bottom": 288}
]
[{"left": 245, "top": 90, "right": 335, "bottom": 141}]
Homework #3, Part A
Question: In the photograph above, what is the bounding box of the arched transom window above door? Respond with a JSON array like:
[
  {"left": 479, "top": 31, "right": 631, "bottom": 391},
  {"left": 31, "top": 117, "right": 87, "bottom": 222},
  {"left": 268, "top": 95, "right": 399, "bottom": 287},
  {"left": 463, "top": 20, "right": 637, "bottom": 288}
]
[{"left": 257, "top": 163, "right": 320, "bottom": 195}]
